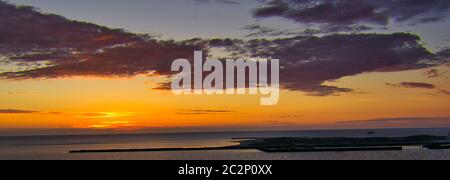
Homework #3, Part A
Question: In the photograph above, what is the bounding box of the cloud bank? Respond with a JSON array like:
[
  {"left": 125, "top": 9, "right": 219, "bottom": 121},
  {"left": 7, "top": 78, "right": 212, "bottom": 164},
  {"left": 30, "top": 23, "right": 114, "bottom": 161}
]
[
  {"left": 210, "top": 34, "right": 448, "bottom": 95},
  {"left": 1, "top": 1, "right": 449, "bottom": 96},
  {"left": 0, "top": 1, "right": 205, "bottom": 79}
]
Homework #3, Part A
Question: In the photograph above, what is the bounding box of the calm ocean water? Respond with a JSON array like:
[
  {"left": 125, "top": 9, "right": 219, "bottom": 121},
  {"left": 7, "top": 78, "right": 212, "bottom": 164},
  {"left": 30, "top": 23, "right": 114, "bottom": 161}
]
[{"left": 1, "top": 128, "right": 450, "bottom": 160}]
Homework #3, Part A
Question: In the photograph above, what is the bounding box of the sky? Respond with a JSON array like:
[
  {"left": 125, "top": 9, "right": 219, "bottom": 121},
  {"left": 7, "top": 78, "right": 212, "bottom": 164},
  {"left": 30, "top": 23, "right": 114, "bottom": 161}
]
[{"left": 0, "top": 0, "right": 449, "bottom": 135}]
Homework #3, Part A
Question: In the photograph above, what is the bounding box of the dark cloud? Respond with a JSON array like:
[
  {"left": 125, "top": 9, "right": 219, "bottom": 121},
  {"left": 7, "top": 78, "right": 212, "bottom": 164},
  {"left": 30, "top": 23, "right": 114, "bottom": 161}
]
[
  {"left": 157, "top": 33, "right": 448, "bottom": 96},
  {"left": 0, "top": 1, "right": 141, "bottom": 56},
  {"left": 299, "top": 24, "right": 374, "bottom": 35},
  {"left": 0, "top": 109, "right": 37, "bottom": 114},
  {"left": 253, "top": 0, "right": 450, "bottom": 26},
  {"left": 253, "top": 0, "right": 289, "bottom": 17},
  {"left": 0, "top": 40, "right": 204, "bottom": 79},
  {"left": 0, "top": 1, "right": 205, "bottom": 79},
  {"left": 243, "top": 24, "right": 297, "bottom": 38},
  {"left": 242, "top": 23, "right": 373, "bottom": 38},
  {"left": 386, "top": 82, "right": 436, "bottom": 89},
  {"left": 436, "top": 49, "right": 450, "bottom": 61},
  {"left": 159, "top": 33, "right": 448, "bottom": 96},
  {"left": 212, "top": 33, "right": 444, "bottom": 96}
]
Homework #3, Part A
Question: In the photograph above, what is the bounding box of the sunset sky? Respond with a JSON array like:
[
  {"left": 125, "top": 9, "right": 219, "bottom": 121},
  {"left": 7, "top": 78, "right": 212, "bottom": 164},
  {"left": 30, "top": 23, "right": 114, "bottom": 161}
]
[{"left": 0, "top": 0, "right": 449, "bottom": 135}]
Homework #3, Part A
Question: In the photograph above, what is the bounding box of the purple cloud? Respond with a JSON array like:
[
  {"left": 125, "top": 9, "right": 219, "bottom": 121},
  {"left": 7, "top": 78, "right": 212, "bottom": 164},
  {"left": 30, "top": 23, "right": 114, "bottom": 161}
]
[
  {"left": 211, "top": 33, "right": 447, "bottom": 96},
  {"left": 0, "top": 1, "right": 205, "bottom": 79},
  {"left": 253, "top": 0, "right": 450, "bottom": 26}
]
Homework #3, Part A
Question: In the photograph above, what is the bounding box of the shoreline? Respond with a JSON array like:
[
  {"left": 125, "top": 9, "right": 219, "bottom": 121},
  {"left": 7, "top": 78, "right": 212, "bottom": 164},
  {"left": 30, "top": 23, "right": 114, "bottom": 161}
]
[
  {"left": 69, "top": 135, "right": 450, "bottom": 154},
  {"left": 69, "top": 146, "right": 245, "bottom": 153}
]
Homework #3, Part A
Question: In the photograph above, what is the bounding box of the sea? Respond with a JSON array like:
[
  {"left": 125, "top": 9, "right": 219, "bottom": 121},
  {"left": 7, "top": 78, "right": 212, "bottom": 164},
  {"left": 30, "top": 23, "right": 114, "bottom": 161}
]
[{"left": 1, "top": 128, "right": 450, "bottom": 160}]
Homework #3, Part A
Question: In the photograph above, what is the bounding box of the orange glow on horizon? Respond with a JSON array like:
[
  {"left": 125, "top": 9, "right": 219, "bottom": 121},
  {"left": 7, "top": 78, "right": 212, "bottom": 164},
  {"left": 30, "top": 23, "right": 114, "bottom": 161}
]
[{"left": 0, "top": 66, "right": 449, "bottom": 132}]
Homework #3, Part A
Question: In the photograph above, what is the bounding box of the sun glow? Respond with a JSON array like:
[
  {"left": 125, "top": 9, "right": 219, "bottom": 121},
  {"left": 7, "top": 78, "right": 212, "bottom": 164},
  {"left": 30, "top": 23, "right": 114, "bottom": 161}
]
[{"left": 79, "top": 112, "right": 136, "bottom": 118}]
